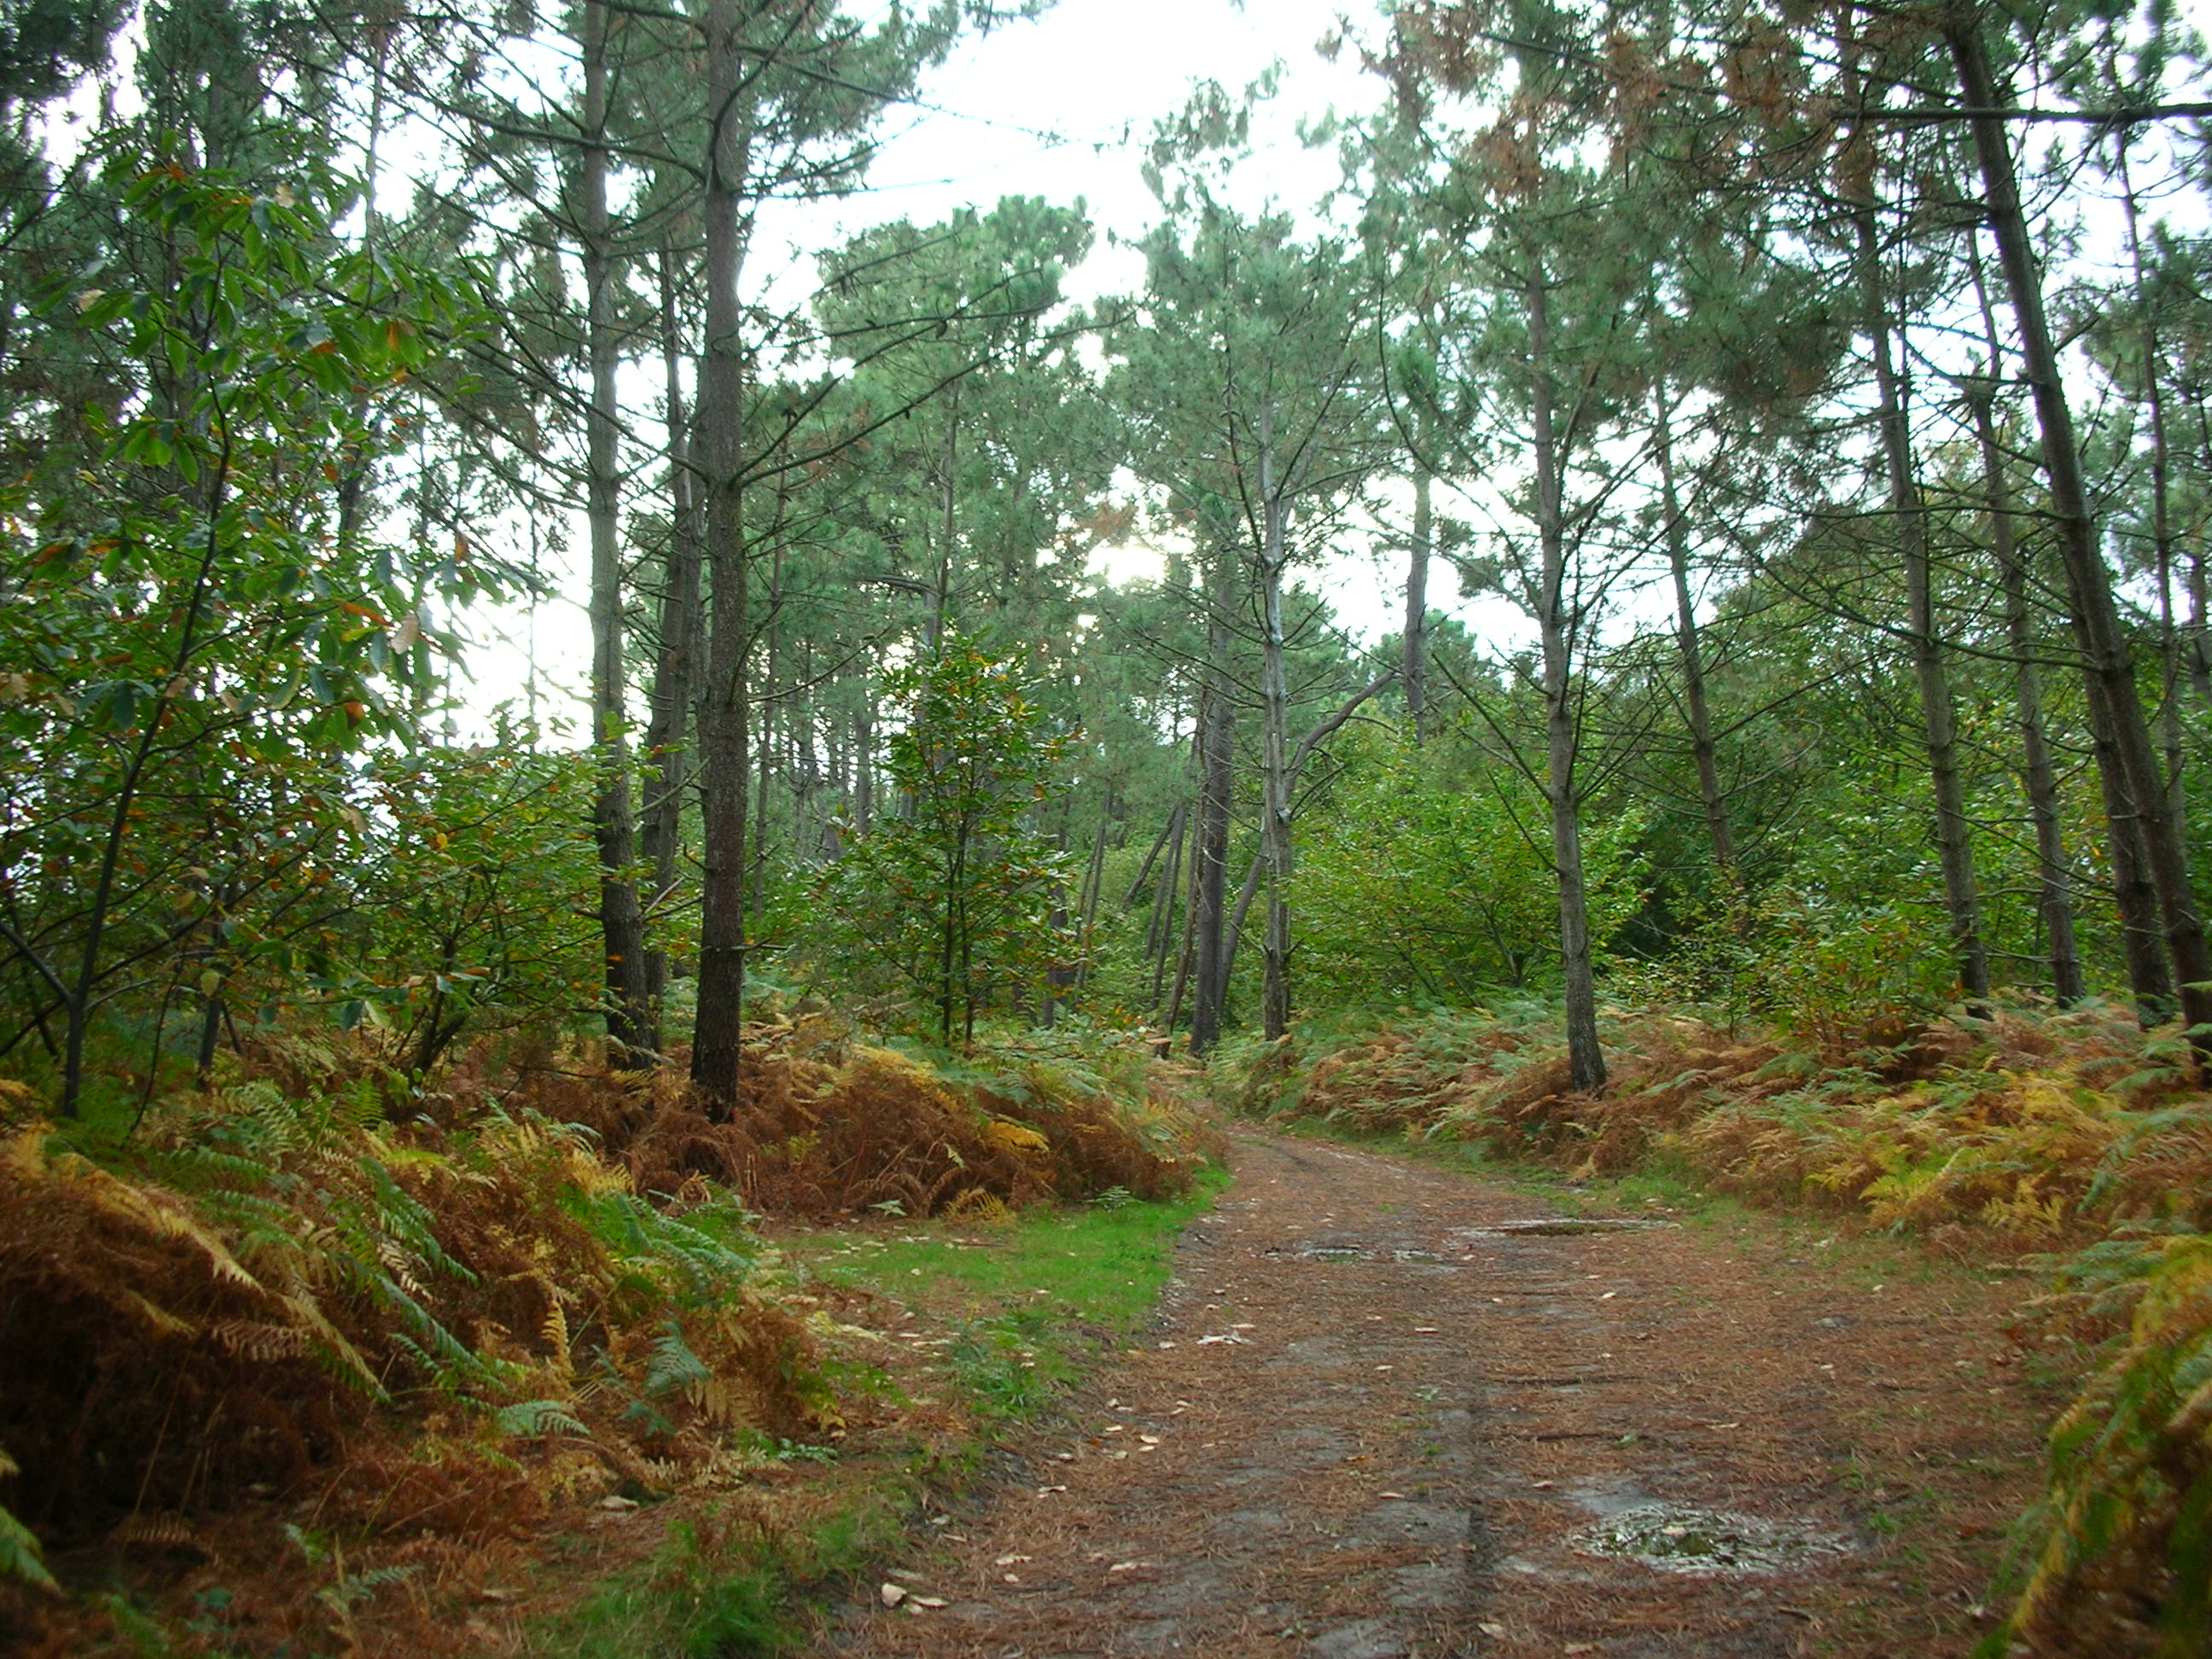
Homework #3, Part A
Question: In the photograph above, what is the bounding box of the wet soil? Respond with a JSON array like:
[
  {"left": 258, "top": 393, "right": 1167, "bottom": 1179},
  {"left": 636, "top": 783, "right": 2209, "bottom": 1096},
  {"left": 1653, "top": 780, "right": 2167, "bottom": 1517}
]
[{"left": 830, "top": 1129, "right": 2062, "bottom": 1658}]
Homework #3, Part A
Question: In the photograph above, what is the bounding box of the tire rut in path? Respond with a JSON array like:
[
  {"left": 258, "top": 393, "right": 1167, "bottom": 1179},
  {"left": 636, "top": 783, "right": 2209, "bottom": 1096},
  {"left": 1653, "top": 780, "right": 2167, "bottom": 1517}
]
[{"left": 827, "top": 1130, "right": 2014, "bottom": 1658}]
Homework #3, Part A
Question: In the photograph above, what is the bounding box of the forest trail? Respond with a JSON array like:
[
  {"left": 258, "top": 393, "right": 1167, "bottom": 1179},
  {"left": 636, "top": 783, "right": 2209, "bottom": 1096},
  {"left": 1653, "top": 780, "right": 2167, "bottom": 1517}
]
[{"left": 827, "top": 1129, "right": 2052, "bottom": 1659}]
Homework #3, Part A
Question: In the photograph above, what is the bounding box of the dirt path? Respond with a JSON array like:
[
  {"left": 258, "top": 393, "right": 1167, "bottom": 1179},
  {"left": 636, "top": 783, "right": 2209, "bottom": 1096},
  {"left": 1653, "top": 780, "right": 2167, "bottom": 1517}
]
[{"left": 829, "top": 1130, "right": 2055, "bottom": 1658}]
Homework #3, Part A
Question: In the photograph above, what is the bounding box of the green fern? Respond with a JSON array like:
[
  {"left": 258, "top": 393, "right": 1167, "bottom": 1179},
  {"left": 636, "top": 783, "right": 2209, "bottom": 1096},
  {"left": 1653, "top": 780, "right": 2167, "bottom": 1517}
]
[
  {"left": 0, "top": 1448, "right": 55, "bottom": 1594},
  {"left": 645, "top": 1320, "right": 710, "bottom": 1398},
  {"left": 492, "top": 1398, "right": 587, "bottom": 1440}
]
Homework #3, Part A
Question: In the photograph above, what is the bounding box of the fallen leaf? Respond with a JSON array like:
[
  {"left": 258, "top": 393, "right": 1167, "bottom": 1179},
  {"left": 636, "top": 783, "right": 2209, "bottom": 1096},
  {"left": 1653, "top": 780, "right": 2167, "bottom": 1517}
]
[
  {"left": 597, "top": 1495, "right": 638, "bottom": 1511},
  {"left": 879, "top": 1583, "right": 907, "bottom": 1608},
  {"left": 1600, "top": 1290, "right": 1617, "bottom": 1301},
  {"left": 911, "top": 1596, "right": 947, "bottom": 1609},
  {"left": 995, "top": 1554, "right": 1031, "bottom": 1566},
  {"left": 1108, "top": 1561, "right": 1144, "bottom": 1573},
  {"left": 1479, "top": 1622, "right": 1508, "bottom": 1639}
]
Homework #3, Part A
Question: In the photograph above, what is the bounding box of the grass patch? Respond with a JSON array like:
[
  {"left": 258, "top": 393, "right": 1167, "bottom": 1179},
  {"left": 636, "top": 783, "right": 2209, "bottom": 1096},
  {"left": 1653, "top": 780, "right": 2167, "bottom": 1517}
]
[{"left": 802, "top": 1167, "right": 1231, "bottom": 1417}]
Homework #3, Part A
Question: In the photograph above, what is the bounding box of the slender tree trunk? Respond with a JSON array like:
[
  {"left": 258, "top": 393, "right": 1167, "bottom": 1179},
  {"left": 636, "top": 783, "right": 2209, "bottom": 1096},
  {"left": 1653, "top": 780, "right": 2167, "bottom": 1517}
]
[
  {"left": 2185, "top": 388, "right": 2212, "bottom": 703},
  {"left": 1148, "top": 803, "right": 1188, "bottom": 1016},
  {"left": 753, "top": 541, "right": 782, "bottom": 917},
  {"left": 1123, "top": 809, "right": 1179, "bottom": 911},
  {"left": 1965, "top": 252, "right": 2084, "bottom": 1004},
  {"left": 1404, "top": 459, "right": 1431, "bottom": 739},
  {"left": 1189, "top": 553, "right": 1237, "bottom": 1052},
  {"left": 1074, "top": 802, "right": 1109, "bottom": 994},
  {"left": 1653, "top": 386, "right": 1738, "bottom": 897},
  {"left": 581, "top": 0, "right": 654, "bottom": 1062},
  {"left": 1257, "top": 407, "right": 1296, "bottom": 1042},
  {"left": 2119, "top": 147, "right": 2191, "bottom": 839},
  {"left": 853, "top": 682, "right": 875, "bottom": 835},
  {"left": 1220, "top": 670, "right": 1395, "bottom": 998},
  {"left": 1165, "top": 805, "right": 1202, "bottom": 1033},
  {"left": 690, "top": 0, "right": 753, "bottom": 1103},
  {"left": 2084, "top": 668, "right": 2176, "bottom": 1015},
  {"left": 641, "top": 241, "right": 700, "bottom": 1001},
  {"left": 1950, "top": 17, "right": 2212, "bottom": 1045},
  {"left": 1524, "top": 269, "right": 1605, "bottom": 1091},
  {"left": 1851, "top": 201, "right": 1988, "bottom": 1006}
]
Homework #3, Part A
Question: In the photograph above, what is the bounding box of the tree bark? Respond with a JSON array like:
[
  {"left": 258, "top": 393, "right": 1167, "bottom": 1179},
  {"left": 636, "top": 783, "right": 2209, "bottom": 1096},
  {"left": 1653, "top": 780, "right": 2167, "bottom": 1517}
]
[
  {"left": 1965, "top": 250, "right": 2084, "bottom": 1005},
  {"left": 2119, "top": 146, "right": 2191, "bottom": 841},
  {"left": 690, "top": 0, "right": 753, "bottom": 1103},
  {"left": 1148, "top": 801, "right": 1188, "bottom": 1016},
  {"left": 1950, "top": 15, "right": 2212, "bottom": 1046},
  {"left": 1851, "top": 199, "right": 1988, "bottom": 1006},
  {"left": 1189, "top": 552, "right": 1237, "bottom": 1053},
  {"left": 1256, "top": 402, "right": 1296, "bottom": 1041},
  {"left": 1524, "top": 267, "right": 1605, "bottom": 1091},
  {"left": 1074, "top": 800, "right": 1110, "bottom": 994},
  {"left": 1653, "top": 385, "right": 1738, "bottom": 897},
  {"left": 641, "top": 240, "right": 700, "bottom": 1004},
  {"left": 581, "top": 0, "right": 654, "bottom": 1063},
  {"left": 1221, "top": 669, "right": 1399, "bottom": 990},
  {"left": 1404, "top": 459, "right": 1431, "bottom": 739}
]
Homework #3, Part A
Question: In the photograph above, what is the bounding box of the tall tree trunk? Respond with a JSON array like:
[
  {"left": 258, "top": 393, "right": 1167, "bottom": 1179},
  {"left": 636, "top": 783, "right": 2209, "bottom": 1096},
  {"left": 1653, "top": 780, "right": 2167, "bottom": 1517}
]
[
  {"left": 1949, "top": 16, "right": 2212, "bottom": 1046},
  {"left": 2184, "top": 387, "right": 2212, "bottom": 704},
  {"left": 753, "top": 540, "right": 782, "bottom": 917},
  {"left": 641, "top": 241, "right": 700, "bottom": 1003},
  {"left": 1851, "top": 199, "right": 1988, "bottom": 1006},
  {"left": 1973, "top": 393, "right": 2087, "bottom": 1004},
  {"left": 1148, "top": 802, "right": 1188, "bottom": 1016},
  {"left": 1404, "top": 459, "right": 1431, "bottom": 739},
  {"left": 1966, "top": 248, "right": 2084, "bottom": 1004},
  {"left": 1257, "top": 411, "right": 1295, "bottom": 1043},
  {"left": 2119, "top": 146, "right": 2192, "bottom": 840},
  {"left": 1525, "top": 269, "right": 1605, "bottom": 1091},
  {"left": 690, "top": 0, "right": 752, "bottom": 1103},
  {"left": 1074, "top": 803, "right": 1109, "bottom": 994},
  {"left": 581, "top": 0, "right": 654, "bottom": 1062},
  {"left": 1653, "top": 385, "right": 1738, "bottom": 897},
  {"left": 1189, "top": 552, "right": 1237, "bottom": 1053},
  {"left": 853, "top": 681, "right": 875, "bottom": 835}
]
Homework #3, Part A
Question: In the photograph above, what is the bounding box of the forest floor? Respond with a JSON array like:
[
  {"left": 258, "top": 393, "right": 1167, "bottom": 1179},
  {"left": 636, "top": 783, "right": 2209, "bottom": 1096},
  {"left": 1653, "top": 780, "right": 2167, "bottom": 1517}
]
[{"left": 815, "top": 1126, "right": 2068, "bottom": 1659}]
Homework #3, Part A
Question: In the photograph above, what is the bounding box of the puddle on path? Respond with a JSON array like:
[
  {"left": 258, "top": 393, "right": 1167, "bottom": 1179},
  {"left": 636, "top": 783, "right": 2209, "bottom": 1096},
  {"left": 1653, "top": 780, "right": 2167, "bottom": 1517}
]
[
  {"left": 1568, "top": 1501, "right": 1854, "bottom": 1576},
  {"left": 1456, "top": 1217, "right": 1672, "bottom": 1238},
  {"left": 1291, "top": 1242, "right": 1444, "bottom": 1263}
]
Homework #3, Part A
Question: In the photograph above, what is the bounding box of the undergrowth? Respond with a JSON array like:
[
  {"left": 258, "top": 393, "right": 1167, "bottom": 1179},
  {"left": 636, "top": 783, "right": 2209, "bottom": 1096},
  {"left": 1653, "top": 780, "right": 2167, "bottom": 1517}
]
[
  {"left": 1211, "top": 997, "right": 2212, "bottom": 1657},
  {"left": 0, "top": 1016, "right": 1212, "bottom": 1656}
]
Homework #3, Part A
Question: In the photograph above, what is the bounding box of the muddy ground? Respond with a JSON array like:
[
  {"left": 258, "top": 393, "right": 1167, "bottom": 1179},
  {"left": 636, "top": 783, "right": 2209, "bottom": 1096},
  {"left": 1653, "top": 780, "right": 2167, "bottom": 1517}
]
[{"left": 828, "top": 1129, "right": 2063, "bottom": 1658}]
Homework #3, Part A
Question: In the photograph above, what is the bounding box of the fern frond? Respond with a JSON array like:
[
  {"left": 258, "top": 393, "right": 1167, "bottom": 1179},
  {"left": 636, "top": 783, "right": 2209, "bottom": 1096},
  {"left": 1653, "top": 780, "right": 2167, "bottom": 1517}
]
[
  {"left": 0, "top": 1501, "right": 56, "bottom": 1594},
  {"left": 492, "top": 1398, "right": 586, "bottom": 1440}
]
